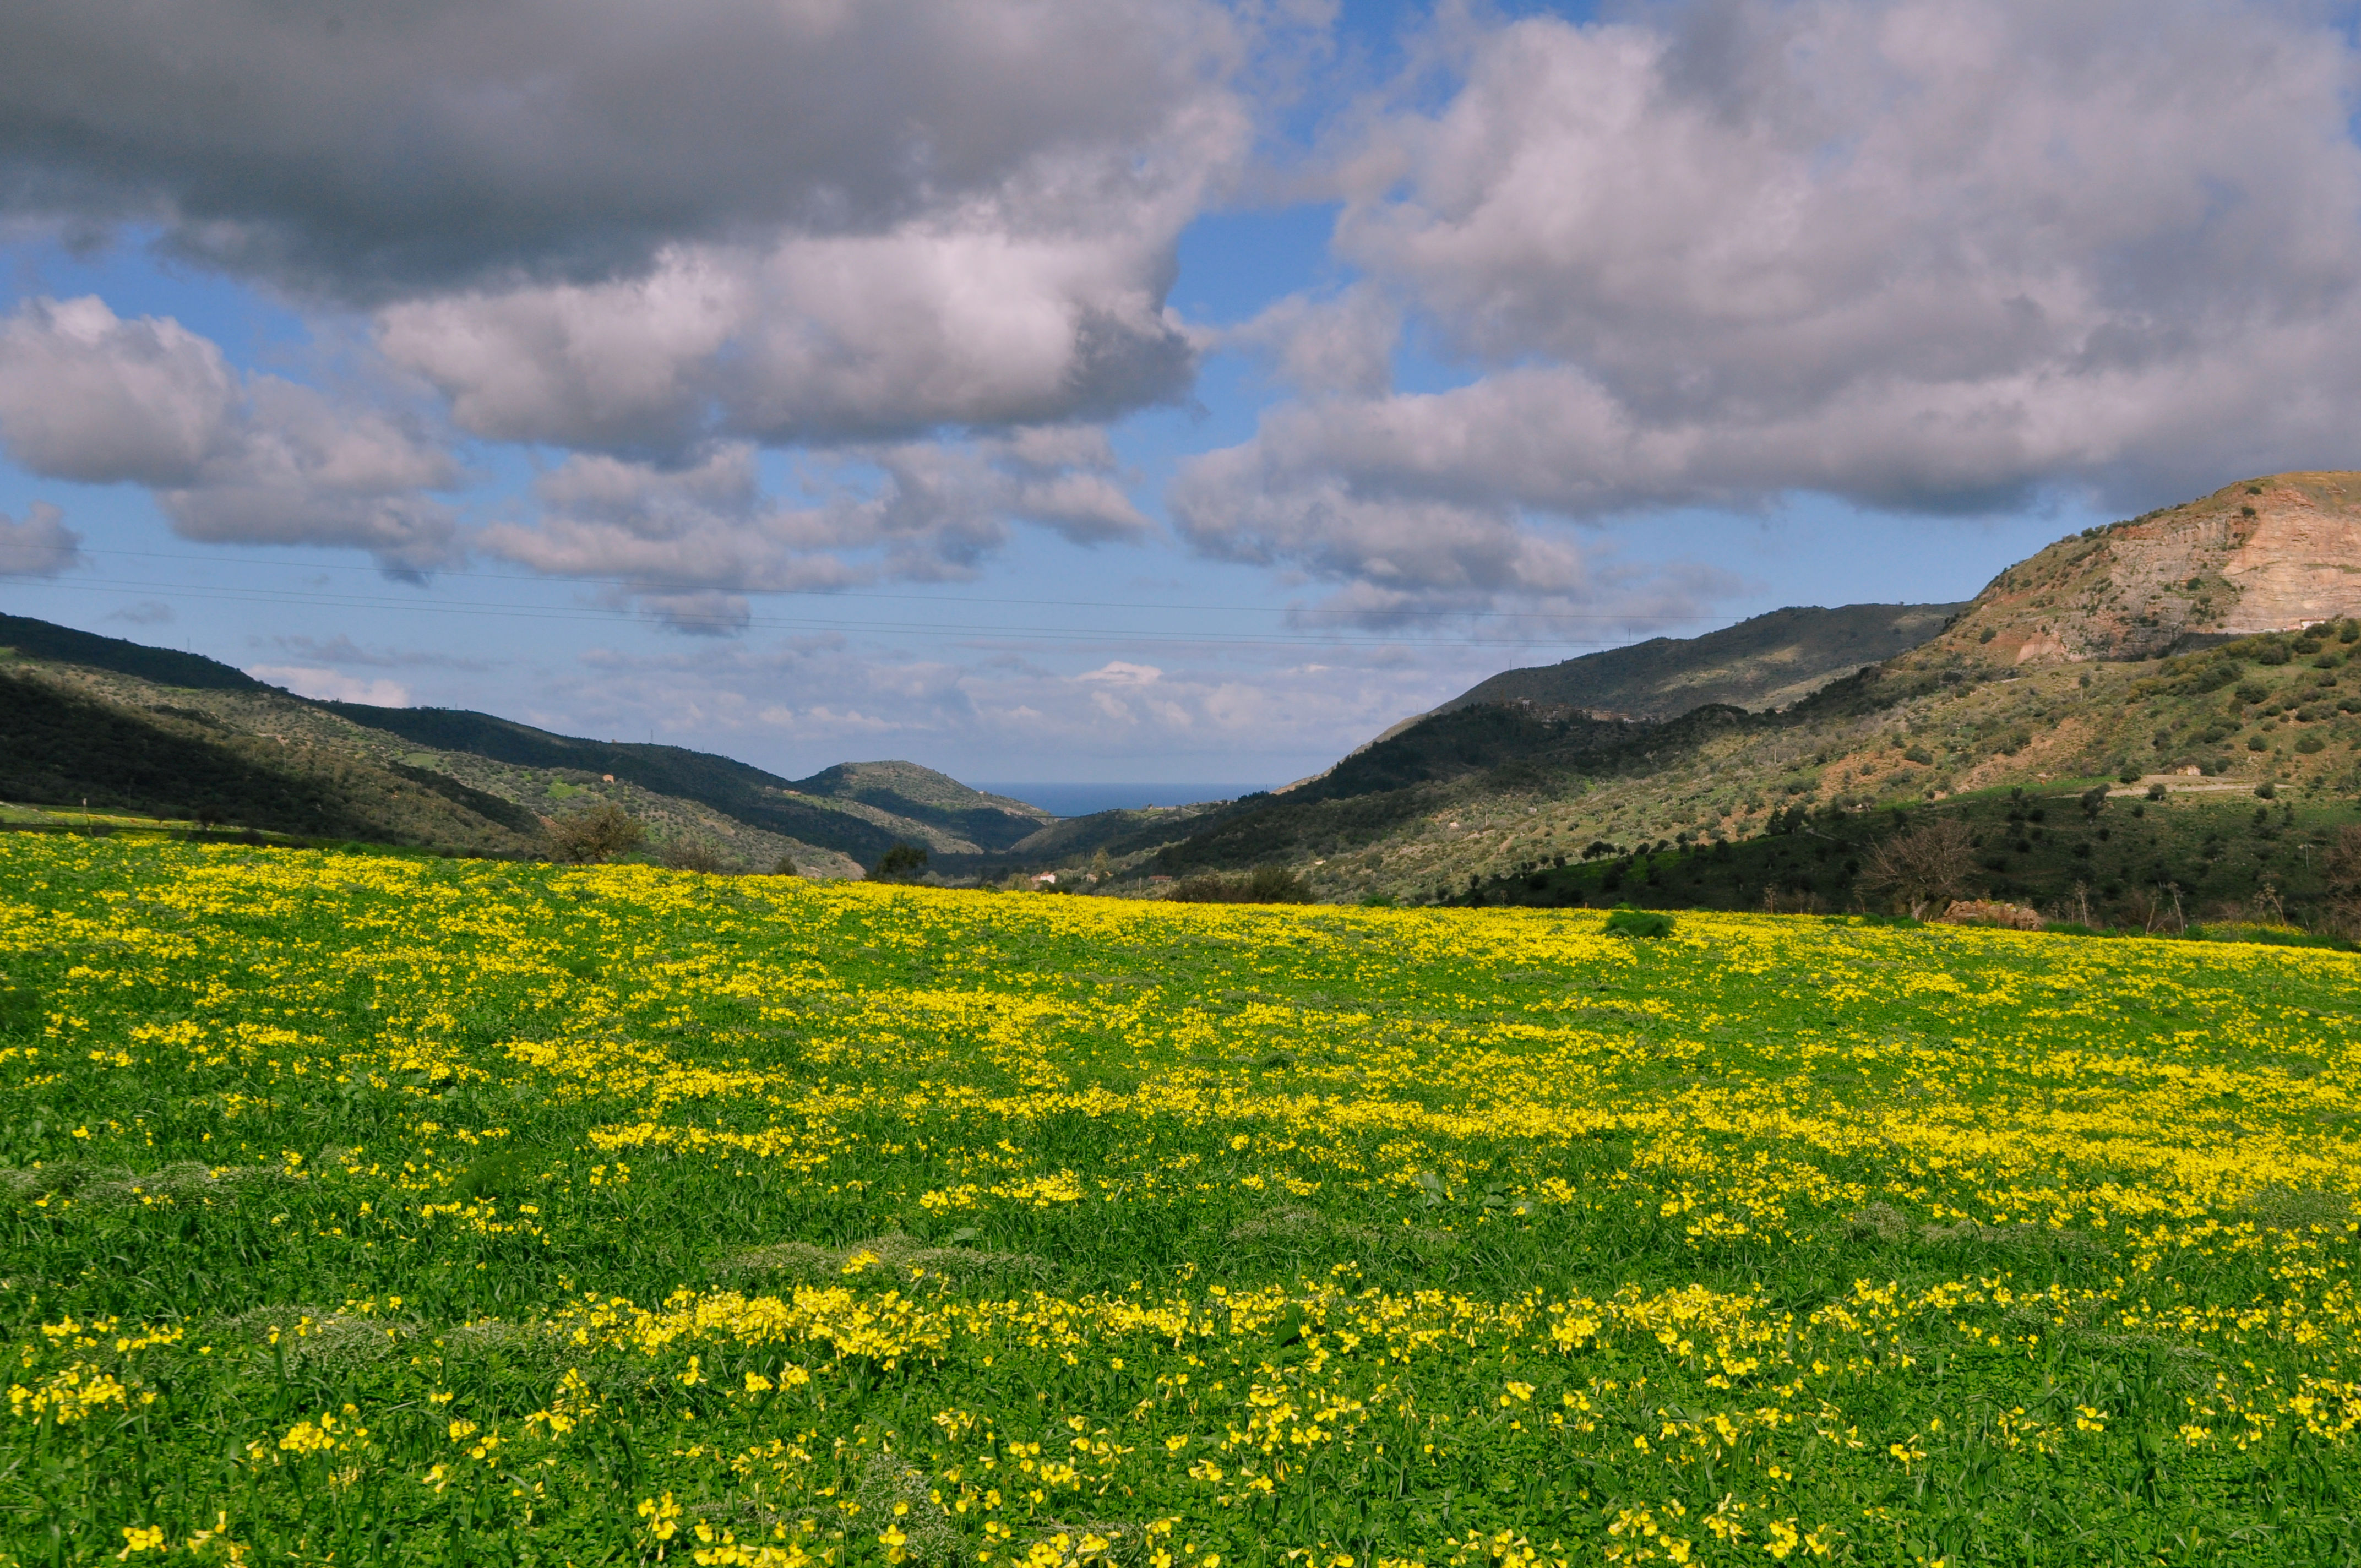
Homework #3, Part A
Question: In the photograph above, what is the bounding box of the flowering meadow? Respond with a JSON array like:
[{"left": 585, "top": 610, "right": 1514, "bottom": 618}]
[{"left": 3, "top": 836, "right": 2359, "bottom": 1566}]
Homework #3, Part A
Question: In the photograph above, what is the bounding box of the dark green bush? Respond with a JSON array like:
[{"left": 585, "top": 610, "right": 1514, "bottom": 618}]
[
  {"left": 0, "top": 978, "right": 38, "bottom": 1037},
  {"left": 547, "top": 799, "right": 646, "bottom": 864},
  {"left": 1166, "top": 865, "right": 1313, "bottom": 904},
  {"left": 1603, "top": 906, "right": 1675, "bottom": 938},
  {"left": 655, "top": 834, "right": 731, "bottom": 873},
  {"left": 873, "top": 842, "right": 929, "bottom": 881}
]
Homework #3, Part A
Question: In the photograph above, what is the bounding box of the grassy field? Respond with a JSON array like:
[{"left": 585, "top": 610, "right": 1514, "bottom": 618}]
[{"left": 2, "top": 836, "right": 2358, "bottom": 1565}]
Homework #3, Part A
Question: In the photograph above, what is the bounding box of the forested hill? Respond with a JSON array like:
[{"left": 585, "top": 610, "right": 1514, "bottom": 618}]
[{"left": 0, "top": 612, "right": 1053, "bottom": 873}]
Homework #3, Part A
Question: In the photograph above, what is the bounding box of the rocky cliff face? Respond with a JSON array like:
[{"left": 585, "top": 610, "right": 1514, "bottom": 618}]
[{"left": 1929, "top": 472, "right": 2361, "bottom": 667}]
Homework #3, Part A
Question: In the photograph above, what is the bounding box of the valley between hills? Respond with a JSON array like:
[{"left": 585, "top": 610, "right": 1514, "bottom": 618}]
[{"left": 8, "top": 471, "right": 2361, "bottom": 929}]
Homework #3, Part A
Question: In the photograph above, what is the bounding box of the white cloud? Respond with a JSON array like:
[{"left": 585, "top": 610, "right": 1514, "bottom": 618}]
[
  {"left": 269, "top": 634, "right": 488, "bottom": 671},
  {"left": 0, "top": 296, "right": 235, "bottom": 484},
  {"left": 374, "top": 126, "right": 1230, "bottom": 454},
  {"left": 245, "top": 665, "right": 412, "bottom": 707},
  {"left": 482, "top": 434, "right": 1154, "bottom": 632},
  {"left": 0, "top": 296, "right": 464, "bottom": 573},
  {"left": 1179, "top": 0, "right": 2361, "bottom": 609},
  {"left": 1220, "top": 285, "right": 1399, "bottom": 398},
  {"left": 159, "top": 377, "right": 464, "bottom": 574},
  {"left": 0, "top": 500, "right": 83, "bottom": 577},
  {"left": 1171, "top": 402, "right": 1746, "bottom": 628},
  {"left": 1078, "top": 661, "right": 1164, "bottom": 685},
  {"left": 545, "top": 633, "right": 1484, "bottom": 781}
]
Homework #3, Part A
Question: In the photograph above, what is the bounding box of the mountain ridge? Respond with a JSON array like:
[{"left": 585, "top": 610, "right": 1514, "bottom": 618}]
[
  {"left": 1423, "top": 601, "right": 1967, "bottom": 723},
  {"left": 1119, "top": 470, "right": 2361, "bottom": 917},
  {"left": 0, "top": 612, "right": 1053, "bottom": 873}
]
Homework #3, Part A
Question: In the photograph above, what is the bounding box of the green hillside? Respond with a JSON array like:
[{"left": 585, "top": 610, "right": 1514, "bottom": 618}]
[
  {"left": 317, "top": 704, "right": 1052, "bottom": 857},
  {"left": 0, "top": 613, "right": 1053, "bottom": 875},
  {"left": 1456, "top": 777, "right": 2353, "bottom": 932},
  {"left": 0, "top": 668, "right": 545, "bottom": 853},
  {"left": 1427, "top": 600, "right": 1965, "bottom": 721},
  {"left": 0, "top": 610, "right": 270, "bottom": 693},
  {"left": 1095, "top": 473, "right": 2361, "bottom": 919},
  {"left": 1117, "top": 544, "right": 2361, "bottom": 927}
]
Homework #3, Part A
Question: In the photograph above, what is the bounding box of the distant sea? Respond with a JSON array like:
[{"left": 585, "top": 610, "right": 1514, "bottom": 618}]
[{"left": 975, "top": 783, "right": 1270, "bottom": 819}]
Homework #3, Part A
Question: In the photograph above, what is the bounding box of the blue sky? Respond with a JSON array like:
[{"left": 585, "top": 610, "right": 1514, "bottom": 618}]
[{"left": 3, "top": 0, "right": 2353, "bottom": 786}]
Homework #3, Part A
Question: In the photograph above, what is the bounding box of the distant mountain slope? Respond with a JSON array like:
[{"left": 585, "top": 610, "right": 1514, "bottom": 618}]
[
  {"left": 1131, "top": 472, "right": 2361, "bottom": 917},
  {"left": 1428, "top": 602, "right": 1965, "bottom": 723},
  {"left": 0, "top": 613, "right": 1048, "bottom": 872},
  {"left": 317, "top": 704, "right": 1051, "bottom": 855},
  {"left": 1298, "top": 706, "right": 1649, "bottom": 804},
  {"left": 785, "top": 761, "right": 1053, "bottom": 849},
  {"left": 0, "top": 611, "right": 269, "bottom": 692},
  {"left": 0, "top": 666, "right": 550, "bottom": 853}
]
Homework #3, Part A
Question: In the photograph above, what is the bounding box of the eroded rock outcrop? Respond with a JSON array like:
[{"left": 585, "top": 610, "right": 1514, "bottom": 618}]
[{"left": 1924, "top": 472, "right": 2361, "bottom": 667}]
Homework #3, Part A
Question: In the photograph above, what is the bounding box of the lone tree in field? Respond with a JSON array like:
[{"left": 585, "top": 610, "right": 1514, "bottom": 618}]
[
  {"left": 872, "top": 841, "right": 929, "bottom": 881},
  {"left": 1859, "top": 816, "right": 1975, "bottom": 918},
  {"left": 655, "top": 833, "right": 730, "bottom": 873},
  {"left": 547, "top": 800, "right": 646, "bottom": 864},
  {"left": 2324, "top": 824, "right": 2361, "bottom": 930}
]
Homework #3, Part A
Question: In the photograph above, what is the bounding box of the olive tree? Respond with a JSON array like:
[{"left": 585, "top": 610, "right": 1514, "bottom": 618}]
[{"left": 1858, "top": 816, "right": 1975, "bottom": 919}]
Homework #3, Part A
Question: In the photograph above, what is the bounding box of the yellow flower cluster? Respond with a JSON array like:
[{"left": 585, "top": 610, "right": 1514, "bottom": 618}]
[{"left": 1, "top": 834, "right": 2358, "bottom": 1563}]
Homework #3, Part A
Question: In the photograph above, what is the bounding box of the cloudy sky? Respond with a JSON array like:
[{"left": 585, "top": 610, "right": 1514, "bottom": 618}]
[{"left": 6, "top": 0, "right": 2361, "bottom": 795}]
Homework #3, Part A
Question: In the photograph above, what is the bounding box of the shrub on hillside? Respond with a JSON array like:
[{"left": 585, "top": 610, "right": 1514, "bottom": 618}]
[
  {"left": 2324, "top": 825, "right": 2361, "bottom": 937},
  {"left": 548, "top": 800, "right": 646, "bottom": 864},
  {"left": 655, "top": 834, "right": 732, "bottom": 873},
  {"left": 872, "top": 842, "right": 929, "bottom": 881},
  {"left": 1938, "top": 899, "right": 2044, "bottom": 931},
  {"left": 1164, "top": 865, "right": 1312, "bottom": 904}
]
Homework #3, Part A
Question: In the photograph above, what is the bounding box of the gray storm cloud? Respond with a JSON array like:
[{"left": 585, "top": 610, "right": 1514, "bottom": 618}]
[
  {"left": 0, "top": 0, "right": 1244, "bottom": 461},
  {"left": 0, "top": 0, "right": 1237, "bottom": 297},
  {"left": 1179, "top": 0, "right": 2361, "bottom": 603}
]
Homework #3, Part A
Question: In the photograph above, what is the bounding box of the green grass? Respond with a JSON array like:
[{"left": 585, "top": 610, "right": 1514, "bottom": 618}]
[{"left": 3, "top": 834, "right": 2360, "bottom": 1565}]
